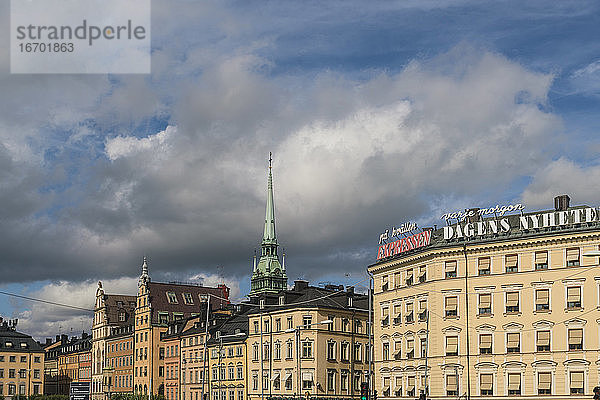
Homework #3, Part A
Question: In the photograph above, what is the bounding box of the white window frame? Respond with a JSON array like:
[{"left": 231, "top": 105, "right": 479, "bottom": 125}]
[{"left": 503, "top": 253, "right": 520, "bottom": 274}]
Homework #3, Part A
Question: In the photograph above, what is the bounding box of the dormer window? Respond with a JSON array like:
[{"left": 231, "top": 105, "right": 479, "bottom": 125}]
[
  {"left": 260, "top": 299, "right": 265, "bottom": 309},
  {"left": 20, "top": 343, "right": 27, "bottom": 349},
  {"left": 215, "top": 331, "right": 221, "bottom": 339},
  {"left": 279, "top": 296, "right": 285, "bottom": 306},
  {"left": 166, "top": 292, "right": 178, "bottom": 304},
  {"left": 183, "top": 293, "right": 194, "bottom": 305},
  {"left": 119, "top": 312, "right": 126, "bottom": 322},
  {"left": 5, "top": 341, "right": 12, "bottom": 348},
  {"left": 117, "top": 301, "right": 123, "bottom": 307}
]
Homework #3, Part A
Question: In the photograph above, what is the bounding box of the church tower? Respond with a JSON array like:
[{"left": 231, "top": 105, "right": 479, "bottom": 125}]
[{"left": 249, "top": 154, "right": 288, "bottom": 296}]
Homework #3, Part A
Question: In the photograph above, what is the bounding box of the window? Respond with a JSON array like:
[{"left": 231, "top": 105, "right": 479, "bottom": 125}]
[
  {"left": 263, "top": 343, "right": 270, "bottom": 360},
  {"left": 285, "top": 371, "right": 293, "bottom": 390},
  {"left": 505, "top": 292, "right": 519, "bottom": 313},
  {"left": 119, "top": 311, "right": 126, "bottom": 322},
  {"left": 183, "top": 293, "right": 194, "bottom": 305},
  {"left": 382, "top": 343, "right": 389, "bottom": 361},
  {"left": 381, "top": 307, "right": 389, "bottom": 327},
  {"left": 535, "top": 251, "right": 548, "bottom": 270},
  {"left": 407, "top": 376, "right": 415, "bottom": 397},
  {"left": 252, "top": 343, "right": 259, "bottom": 361},
  {"left": 34, "top": 369, "right": 40, "bottom": 379},
  {"left": 446, "top": 374, "right": 458, "bottom": 396},
  {"left": 252, "top": 374, "right": 258, "bottom": 390},
  {"left": 406, "top": 338, "right": 414, "bottom": 359},
  {"left": 278, "top": 295, "right": 285, "bottom": 305},
  {"left": 354, "top": 343, "right": 362, "bottom": 361},
  {"left": 535, "top": 289, "right": 550, "bottom": 311},
  {"left": 275, "top": 318, "right": 281, "bottom": 332},
  {"left": 505, "top": 254, "right": 518, "bottom": 273},
  {"left": 506, "top": 333, "right": 520, "bottom": 353},
  {"left": 9, "top": 369, "right": 15, "bottom": 378},
  {"left": 264, "top": 320, "right": 270, "bottom": 333},
  {"left": 327, "top": 370, "right": 335, "bottom": 391},
  {"left": 341, "top": 370, "right": 348, "bottom": 391},
  {"left": 237, "top": 365, "right": 243, "bottom": 379},
  {"left": 405, "top": 303, "right": 414, "bottom": 323},
  {"left": 286, "top": 340, "right": 293, "bottom": 359},
  {"left": 392, "top": 340, "right": 401, "bottom": 360},
  {"left": 287, "top": 317, "right": 293, "bottom": 330},
  {"left": 445, "top": 260, "right": 457, "bottom": 278},
  {"left": 253, "top": 321, "right": 259, "bottom": 333},
  {"left": 507, "top": 373, "right": 521, "bottom": 395},
  {"left": 327, "top": 341, "right": 336, "bottom": 360},
  {"left": 480, "top": 374, "right": 493, "bottom": 396},
  {"left": 166, "top": 292, "right": 178, "bottom": 304},
  {"left": 418, "top": 299, "right": 427, "bottom": 321},
  {"left": 274, "top": 342, "right": 281, "bottom": 360},
  {"left": 301, "top": 341, "right": 312, "bottom": 358},
  {"left": 382, "top": 275, "right": 389, "bottom": 291},
  {"left": 445, "top": 296, "right": 458, "bottom": 317},
  {"left": 478, "top": 257, "right": 491, "bottom": 275},
  {"left": 478, "top": 293, "right": 491, "bottom": 315},
  {"left": 538, "top": 372, "right": 551, "bottom": 395},
  {"left": 570, "top": 371, "right": 584, "bottom": 394},
  {"left": 536, "top": 330, "right": 550, "bottom": 352},
  {"left": 341, "top": 342, "right": 349, "bottom": 361},
  {"left": 406, "top": 269, "right": 413, "bottom": 286},
  {"left": 567, "top": 248, "right": 580, "bottom": 267},
  {"left": 302, "top": 373, "right": 313, "bottom": 390},
  {"left": 568, "top": 328, "right": 583, "bottom": 350},
  {"left": 419, "top": 266, "right": 426, "bottom": 283},
  {"left": 393, "top": 304, "right": 401, "bottom": 325},
  {"left": 228, "top": 366, "right": 234, "bottom": 380},
  {"left": 567, "top": 286, "right": 582, "bottom": 309},
  {"left": 328, "top": 316, "right": 335, "bottom": 331},
  {"left": 420, "top": 338, "right": 427, "bottom": 358},
  {"left": 159, "top": 313, "right": 168, "bottom": 324},
  {"left": 446, "top": 336, "right": 458, "bottom": 356},
  {"left": 479, "top": 334, "right": 492, "bottom": 354},
  {"left": 302, "top": 315, "right": 312, "bottom": 328}
]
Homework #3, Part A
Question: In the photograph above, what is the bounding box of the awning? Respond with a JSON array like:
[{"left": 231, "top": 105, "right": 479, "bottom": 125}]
[
  {"left": 535, "top": 251, "right": 548, "bottom": 263},
  {"left": 445, "top": 261, "right": 457, "bottom": 273},
  {"left": 272, "top": 372, "right": 280, "bottom": 381},
  {"left": 479, "top": 294, "right": 491, "bottom": 308},
  {"left": 302, "top": 372, "right": 313, "bottom": 381},
  {"left": 535, "top": 290, "right": 549, "bottom": 305},
  {"left": 479, "top": 334, "right": 492, "bottom": 349},
  {"left": 446, "top": 375, "right": 458, "bottom": 391},
  {"left": 507, "top": 333, "right": 520, "bottom": 348},
  {"left": 406, "top": 269, "right": 413, "bottom": 279},
  {"left": 407, "top": 376, "right": 415, "bottom": 390},
  {"left": 567, "top": 248, "right": 580, "bottom": 262},
  {"left": 406, "top": 303, "right": 413, "bottom": 313},
  {"left": 506, "top": 292, "right": 519, "bottom": 307},
  {"left": 478, "top": 257, "right": 490, "bottom": 271},
  {"left": 571, "top": 372, "right": 584, "bottom": 389},
  {"left": 567, "top": 287, "right": 580, "bottom": 302},
  {"left": 568, "top": 329, "right": 583, "bottom": 345},
  {"left": 480, "top": 374, "right": 492, "bottom": 391},
  {"left": 406, "top": 339, "right": 414, "bottom": 352},
  {"left": 505, "top": 254, "right": 518, "bottom": 268},
  {"left": 538, "top": 373, "right": 551, "bottom": 390},
  {"left": 507, "top": 373, "right": 520, "bottom": 391},
  {"left": 445, "top": 297, "right": 458, "bottom": 311},
  {"left": 284, "top": 373, "right": 292, "bottom": 381},
  {"left": 537, "top": 330, "right": 550, "bottom": 346},
  {"left": 446, "top": 336, "right": 458, "bottom": 353}
]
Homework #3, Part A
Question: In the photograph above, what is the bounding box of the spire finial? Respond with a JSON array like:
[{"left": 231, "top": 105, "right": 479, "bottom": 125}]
[{"left": 269, "top": 152, "right": 272, "bottom": 170}]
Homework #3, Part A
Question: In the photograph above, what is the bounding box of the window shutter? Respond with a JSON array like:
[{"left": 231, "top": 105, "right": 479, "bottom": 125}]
[
  {"left": 478, "top": 257, "right": 490, "bottom": 271},
  {"left": 446, "top": 336, "right": 458, "bottom": 353},
  {"left": 445, "top": 297, "right": 458, "bottom": 311},
  {"left": 567, "top": 287, "right": 581, "bottom": 303},
  {"left": 507, "top": 333, "right": 520, "bottom": 347},
  {"left": 571, "top": 372, "right": 584, "bottom": 389},
  {"left": 446, "top": 375, "right": 458, "bottom": 391},
  {"left": 479, "top": 294, "right": 491, "bottom": 308},
  {"left": 536, "top": 331, "right": 550, "bottom": 346},
  {"left": 507, "top": 373, "right": 520, "bottom": 390},
  {"left": 505, "top": 254, "right": 518, "bottom": 267},
  {"left": 535, "top": 289, "right": 549, "bottom": 305},
  {"left": 445, "top": 260, "right": 457, "bottom": 273},
  {"left": 535, "top": 251, "right": 548, "bottom": 264},
  {"left": 479, "top": 334, "right": 492, "bottom": 349},
  {"left": 567, "top": 248, "right": 580, "bottom": 261},
  {"left": 568, "top": 329, "right": 583, "bottom": 345},
  {"left": 538, "top": 373, "right": 551, "bottom": 390},
  {"left": 506, "top": 292, "right": 519, "bottom": 307},
  {"left": 407, "top": 376, "right": 415, "bottom": 390},
  {"left": 480, "top": 374, "right": 493, "bottom": 391}
]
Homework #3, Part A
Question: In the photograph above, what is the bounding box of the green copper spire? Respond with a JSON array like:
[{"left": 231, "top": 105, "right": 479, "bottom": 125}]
[
  {"left": 249, "top": 153, "right": 288, "bottom": 297},
  {"left": 262, "top": 153, "right": 277, "bottom": 244}
]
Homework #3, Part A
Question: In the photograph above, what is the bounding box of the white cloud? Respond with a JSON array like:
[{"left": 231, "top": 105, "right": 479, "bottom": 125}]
[{"left": 105, "top": 126, "right": 174, "bottom": 161}]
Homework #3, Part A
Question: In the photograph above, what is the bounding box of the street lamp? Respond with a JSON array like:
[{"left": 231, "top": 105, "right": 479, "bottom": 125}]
[
  {"left": 217, "top": 333, "right": 246, "bottom": 400},
  {"left": 285, "top": 320, "right": 333, "bottom": 400}
]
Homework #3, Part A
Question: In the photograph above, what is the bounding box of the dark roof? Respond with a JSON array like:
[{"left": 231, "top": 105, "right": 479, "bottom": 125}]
[
  {"left": 148, "top": 282, "right": 230, "bottom": 324},
  {"left": 246, "top": 283, "right": 368, "bottom": 315},
  {"left": 370, "top": 204, "right": 600, "bottom": 268},
  {"left": 0, "top": 323, "right": 44, "bottom": 353},
  {"left": 207, "top": 313, "right": 249, "bottom": 345},
  {"left": 103, "top": 294, "right": 136, "bottom": 327}
]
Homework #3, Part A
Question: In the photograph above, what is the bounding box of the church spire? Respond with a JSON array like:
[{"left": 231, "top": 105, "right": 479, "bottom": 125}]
[
  {"left": 249, "top": 153, "right": 288, "bottom": 297},
  {"left": 263, "top": 152, "right": 277, "bottom": 244}
]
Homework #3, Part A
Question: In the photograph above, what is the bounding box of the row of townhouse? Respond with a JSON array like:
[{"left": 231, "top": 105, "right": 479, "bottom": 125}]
[{"left": 43, "top": 332, "right": 92, "bottom": 395}]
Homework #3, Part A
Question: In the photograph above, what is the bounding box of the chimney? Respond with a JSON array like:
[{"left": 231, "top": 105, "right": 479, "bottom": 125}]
[
  {"left": 82, "top": 332, "right": 88, "bottom": 339},
  {"left": 56, "top": 335, "right": 60, "bottom": 343},
  {"left": 61, "top": 334, "right": 68, "bottom": 344},
  {"left": 46, "top": 338, "right": 52, "bottom": 345},
  {"left": 466, "top": 208, "right": 480, "bottom": 223},
  {"left": 294, "top": 280, "right": 309, "bottom": 291},
  {"left": 554, "top": 195, "right": 570, "bottom": 211},
  {"left": 346, "top": 286, "right": 354, "bottom": 295}
]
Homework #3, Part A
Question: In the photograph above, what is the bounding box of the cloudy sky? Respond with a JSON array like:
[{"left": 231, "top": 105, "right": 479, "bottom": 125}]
[{"left": 1, "top": 0, "right": 600, "bottom": 339}]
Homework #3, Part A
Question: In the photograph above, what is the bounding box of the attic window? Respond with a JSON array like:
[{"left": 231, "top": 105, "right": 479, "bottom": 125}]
[
  {"left": 215, "top": 331, "right": 221, "bottom": 339},
  {"left": 260, "top": 299, "right": 265, "bottom": 309},
  {"left": 20, "top": 342, "right": 27, "bottom": 348},
  {"left": 279, "top": 296, "right": 285, "bottom": 306},
  {"left": 117, "top": 301, "right": 123, "bottom": 307},
  {"left": 119, "top": 312, "right": 126, "bottom": 322},
  {"left": 5, "top": 341, "right": 13, "bottom": 347},
  {"left": 183, "top": 293, "right": 194, "bottom": 305},
  {"left": 166, "top": 292, "right": 178, "bottom": 304}
]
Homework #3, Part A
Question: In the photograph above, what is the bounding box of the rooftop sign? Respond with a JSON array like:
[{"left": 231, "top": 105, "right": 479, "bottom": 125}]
[{"left": 376, "top": 230, "right": 432, "bottom": 260}]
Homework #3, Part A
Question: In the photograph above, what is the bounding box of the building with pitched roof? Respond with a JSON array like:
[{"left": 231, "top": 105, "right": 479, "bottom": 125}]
[{"left": 0, "top": 318, "right": 45, "bottom": 397}]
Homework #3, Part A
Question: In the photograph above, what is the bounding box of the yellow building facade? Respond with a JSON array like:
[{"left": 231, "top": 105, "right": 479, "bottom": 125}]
[{"left": 369, "top": 197, "right": 600, "bottom": 399}]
